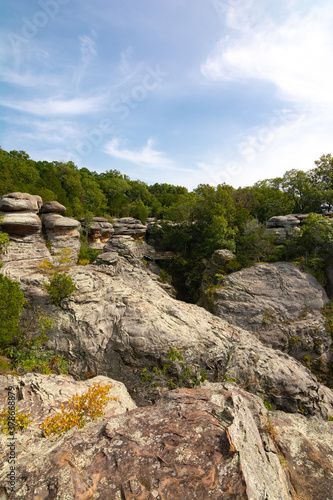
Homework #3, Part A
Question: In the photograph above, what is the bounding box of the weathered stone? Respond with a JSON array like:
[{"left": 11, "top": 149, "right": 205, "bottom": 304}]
[
  {"left": 4, "top": 259, "right": 329, "bottom": 417},
  {"left": 113, "top": 217, "right": 147, "bottom": 237},
  {"left": 104, "top": 235, "right": 151, "bottom": 265},
  {"left": 267, "top": 215, "right": 301, "bottom": 228},
  {"left": 41, "top": 213, "right": 80, "bottom": 230},
  {"left": 271, "top": 411, "right": 333, "bottom": 500},
  {"left": 95, "top": 252, "right": 119, "bottom": 265},
  {"left": 0, "top": 192, "right": 42, "bottom": 212},
  {"left": 0, "top": 213, "right": 41, "bottom": 236},
  {"left": 199, "top": 262, "right": 333, "bottom": 388},
  {"left": 86, "top": 220, "right": 114, "bottom": 249},
  {"left": 0, "top": 379, "right": 297, "bottom": 500},
  {"left": 40, "top": 201, "right": 66, "bottom": 214},
  {"left": 41, "top": 214, "right": 81, "bottom": 264}
]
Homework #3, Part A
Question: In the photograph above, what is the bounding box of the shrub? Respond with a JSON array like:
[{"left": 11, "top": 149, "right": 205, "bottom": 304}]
[
  {"left": 0, "top": 274, "right": 25, "bottom": 349},
  {"left": 40, "top": 383, "right": 116, "bottom": 436},
  {"left": 44, "top": 272, "right": 76, "bottom": 307},
  {"left": 0, "top": 406, "right": 31, "bottom": 434},
  {"left": 77, "top": 245, "right": 101, "bottom": 264}
]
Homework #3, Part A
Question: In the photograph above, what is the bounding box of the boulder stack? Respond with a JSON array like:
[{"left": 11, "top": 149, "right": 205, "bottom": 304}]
[
  {"left": 80, "top": 217, "right": 114, "bottom": 249},
  {"left": 0, "top": 193, "right": 51, "bottom": 277}
]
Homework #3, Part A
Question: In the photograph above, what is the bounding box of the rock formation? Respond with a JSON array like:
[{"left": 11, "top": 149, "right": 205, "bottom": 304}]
[
  {"left": 0, "top": 193, "right": 51, "bottom": 278},
  {"left": 199, "top": 262, "right": 333, "bottom": 388},
  {"left": 1, "top": 193, "right": 333, "bottom": 498},
  {"left": 0, "top": 375, "right": 332, "bottom": 499},
  {"left": 80, "top": 217, "right": 114, "bottom": 250},
  {"left": 113, "top": 217, "right": 147, "bottom": 238}
]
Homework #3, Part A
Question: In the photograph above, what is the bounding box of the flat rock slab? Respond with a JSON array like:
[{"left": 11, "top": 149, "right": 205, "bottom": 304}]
[{"left": 0, "top": 192, "right": 42, "bottom": 212}]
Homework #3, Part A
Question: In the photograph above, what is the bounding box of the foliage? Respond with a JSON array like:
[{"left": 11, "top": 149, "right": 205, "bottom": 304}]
[
  {"left": 77, "top": 243, "right": 102, "bottom": 265},
  {"left": 6, "top": 308, "right": 68, "bottom": 374},
  {"left": 44, "top": 272, "right": 76, "bottom": 307},
  {"left": 141, "top": 349, "right": 207, "bottom": 389},
  {"left": 0, "top": 274, "right": 25, "bottom": 349},
  {"left": 0, "top": 217, "right": 10, "bottom": 254},
  {"left": 39, "top": 383, "right": 116, "bottom": 436},
  {"left": 0, "top": 406, "right": 32, "bottom": 434}
]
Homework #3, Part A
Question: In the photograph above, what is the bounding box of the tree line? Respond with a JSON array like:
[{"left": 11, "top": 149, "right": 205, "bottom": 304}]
[{"left": 1, "top": 147, "right": 333, "bottom": 301}]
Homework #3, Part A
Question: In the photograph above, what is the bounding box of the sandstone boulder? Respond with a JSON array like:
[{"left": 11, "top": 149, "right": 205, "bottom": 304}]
[
  {"left": 0, "top": 192, "right": 42, "bottom": 213},
  {"left": 113, "top": 217, "right": 147, "bottom": 237},
  {"left": 95, "top": 251, "right": 119, "bottom": 265},
  {"left": 80, "top": 217, "right": 114, "bottom": 249},
  {"left": 199, "top": 262, "right": 333, "bottom": 388},
  {"left": 40, "top": 201, "right": 66, "bottom": 214},
  {"left": 0, "top": 213, "right": 41, "bottom": 236},
  {"left": 267, "top": 215, "right": 301, "bottom": 228},
  {"left": 0, "top": 378, "right": 332, "bottom": 499},
  {"left": 103, "top": 235, "right": 151, "bottom": 266},
  {"left": 41, "top": 214, "right": 81, "bottom": 263}
]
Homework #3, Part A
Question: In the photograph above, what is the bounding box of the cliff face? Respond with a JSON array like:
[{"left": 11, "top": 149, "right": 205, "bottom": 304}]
[{"left": 1, "top": 193, "right": 333, "bottom": 499}]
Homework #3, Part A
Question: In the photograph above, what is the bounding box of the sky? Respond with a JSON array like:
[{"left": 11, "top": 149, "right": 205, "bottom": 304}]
[{"left": 1, "top": 0, "right": 332, "bottom": 190}]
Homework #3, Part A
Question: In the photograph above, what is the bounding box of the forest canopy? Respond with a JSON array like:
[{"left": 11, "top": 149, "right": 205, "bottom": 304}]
[{"left": 1, "top": 147, "right": 333, "bottom": 301}]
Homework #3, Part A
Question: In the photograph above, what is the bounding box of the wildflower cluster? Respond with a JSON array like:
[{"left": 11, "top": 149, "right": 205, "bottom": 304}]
[{"left": 39, "top": 383, "right": 117, "bottom": 437}]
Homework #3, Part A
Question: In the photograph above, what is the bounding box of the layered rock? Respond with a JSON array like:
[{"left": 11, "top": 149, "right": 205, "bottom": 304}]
[
  {"left": 199, "top": 262, "right": 333, "bottom": 387},
  {"left": 113, "top": 217, "right": 147, "bottom": 238},
  {"left": 0, "top": 192, "right": 42, "bottom": 213},
  {"left": 40, "top": 201, "right": 66, "bottom": 214},
  {"left": 0, "top": 193, "right": 51, "bottom": 276},
  {"left": 103, "top": 235, "right": 150, "bottom": 266},
  {"left": 80, "top": 217, "right": 114, "bottom": 249},
  {"left": 41, "top": 213, "right": 81, "bottom": 263},
  {"left": 0, "top": 375, "right": 332, "bottom": 499},
  {"left": 4, "top": 255, "right": 331, "bottom": 417}
]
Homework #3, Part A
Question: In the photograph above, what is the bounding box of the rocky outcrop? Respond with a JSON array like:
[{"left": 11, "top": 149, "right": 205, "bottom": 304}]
[
  {"left": 0, "top": 193, "right": 52, "bottom": 276},
  {"left": 40, "top": 201, "right": 66, "bottom": 214},
  {"left": 0, "top": 192, "right": 42, "bottom": 213},
  {"left": 0, "top": 376, "right": 332, "bottom": 499},
  {"left": 113, "top": 217, "right": 147, "bottom": 238},
  {"left": 3, "top": 256, "right": 331, "bottom": 417},
  {"left": 103, "top": 235, "right": 150, "bottom": 266},
  {"left": 199, "top": 262, "right": 333, "bottom": 388},
  {"left": 80, "top": 217, "right": 114, "bottom": 249},
  {"left": 41, "top": 213, "right": 81, "bottom": 263}
]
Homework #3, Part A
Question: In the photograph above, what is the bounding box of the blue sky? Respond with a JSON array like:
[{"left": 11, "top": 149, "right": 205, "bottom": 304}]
[{"left": 1, "top": 0, "right": 333, "bottom": 190}]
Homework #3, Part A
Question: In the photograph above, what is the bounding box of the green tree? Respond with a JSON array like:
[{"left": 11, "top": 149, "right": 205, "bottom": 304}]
[{"left": 0, "top": 274, "right": 25, "bottom": 348}]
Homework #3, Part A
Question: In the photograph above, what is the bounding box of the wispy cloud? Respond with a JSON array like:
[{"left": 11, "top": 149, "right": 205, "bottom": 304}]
[
  {"left": 0, "top": 95, "right": 106, "bottom": 116},
  {"left": 203, "top": 2, "right": 333, "bottom": 105},
  {"left": 104, "top": 138, "right": 175, "bottom": 168},
  {"left": 75, "top": 33, "right": 98, "bottom": 85}
]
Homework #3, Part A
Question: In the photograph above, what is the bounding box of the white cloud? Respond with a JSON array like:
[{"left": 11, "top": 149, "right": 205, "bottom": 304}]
[
  {"left": 0, "top": 95, "right": 106, "bottom": 116},
  {"left": 104, "top": 138, "right": 175, "bottom": 168},
  {"left": 203, "top": 2, "right": 333, "bottom": 105}
]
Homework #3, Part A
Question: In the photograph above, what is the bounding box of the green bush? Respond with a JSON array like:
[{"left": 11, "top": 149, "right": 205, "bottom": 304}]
[
  {"left": 44, "top": 272, "right": 76, "bottom": 307},
  {"left": 0, "top": 274, "right": 25, "bottom": 349},
  {"left": 78, "top": 245, "right": 101, "bottom": 264}
]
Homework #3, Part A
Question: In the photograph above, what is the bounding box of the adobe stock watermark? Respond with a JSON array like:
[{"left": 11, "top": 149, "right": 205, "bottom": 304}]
[
  {"left": 74, "top": 65, "right": 169, "bottom": 158},
  {"left": 201, "top": 109, "right": 300, "bottom": 186},
  {"left": 213, "top": 0, "right": 251, "bottom": 18},
  {"left": 7, "top": 0, "right": 70, "bottom": 49}
]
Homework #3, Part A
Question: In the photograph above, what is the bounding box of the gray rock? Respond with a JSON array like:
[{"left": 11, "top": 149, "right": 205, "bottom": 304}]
[
  {"left": 95, "top": 251, "right": 119, "bottom": 265},
  {"left": 0, "top": 192, "right": 42, "bottom": 212},
  {"left": 267, "top": 215, "right": 301, "bottom": 228},
  {"left": 8, "top": 259, "right": 330, "bottom": 417},
  {"left": 0, "top": 213, "right": 42, "bottom": 236},
  {"left": 199, "top": 262, "right": 333, "bottom": 387},
  {"left": 0, "top": 379, "right": 300, "bottom": 500},
  {"left": 113, "top": 217, "right": 147, "bottom": 237},
  {"left": 41, "top": 214, "right": 81, "bottom": 264},
  {"left": 40, "top": 201, "right": 66, "bottom": 213}
]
